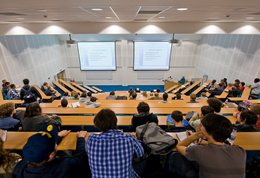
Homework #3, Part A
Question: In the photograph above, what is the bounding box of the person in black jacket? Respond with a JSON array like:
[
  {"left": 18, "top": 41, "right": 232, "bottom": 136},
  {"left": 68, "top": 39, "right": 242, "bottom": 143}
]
[
  {"left": 20, "top": 78, "right": 41, "bottom": 103},
  {"left": 236, "top": 110, "right": 258, "bottom": 132},
  {"left": 13, "top": 124, "right": 90, "bottom": 178},
  {"left": 131, "top": 102, "right": 158, "bottom": 131}
]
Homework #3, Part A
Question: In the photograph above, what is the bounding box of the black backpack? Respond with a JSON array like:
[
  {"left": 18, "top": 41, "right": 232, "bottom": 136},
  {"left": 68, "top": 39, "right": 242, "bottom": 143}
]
[{"left": 22, "top": 87, "right": 36, "bottom": 103}]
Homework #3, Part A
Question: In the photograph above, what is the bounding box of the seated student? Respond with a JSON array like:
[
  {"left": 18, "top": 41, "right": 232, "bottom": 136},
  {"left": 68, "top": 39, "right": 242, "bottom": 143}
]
[
  {"left": 20, "top": 78, "right": 41, "bottom": 103},
  {"left": 1, "top": 79, "right": 7, "bottom": 88},
  {"left": 236, "top": 110, "right": 258, "bottom": 132},
  {"left": 148, "top": 92, "right": 162, "bottom": 100},
  {"left": 229, "top": 79, "right": 242, "bottom": 97},
  {"left": 85, "top": 97, "right": 100, "bottom": 108},
  {"left": 207, "top": 80, "right": 216, "bottom": 90},
  {"left": 21, "top": 102, "right": 61, "bottom": 131},
  {"left": 208, "top": 84, "right": 224, "bottom": 97},
  {"left": 197, "top": 92, "right": 208, "bottom": 100},
  {"left": 172, "top": 93, "right": 183, "bottom": 100},
  {"left": 250, "top": 78, "right": 260, "bottom": 99},
  {"left": 128, "top": 87, "right": 134, "bottom": 97},
  {"left": 41, "top": 82, "right": 56, "bottom": 96},
  {"left": 71, "top": 91, "right": 79, "bottom": 100},
  {"left": 2, "top": 82, "right": 10, "bottom": 99},
  {"left": 0, "top": 102, "right": 20, "bottom": 131},
  {"left": 60, "top": 98, "right": 68, "bottom": 108},
  {"left": 61, "top": 92, "right": 70, "bottom": 100},
  {"left": 160, "top": 93, "right": 170, "bottom": 103},
  {"left": 239, "top": 82, "right": 245, "bottom": 92},
  {"left": 130, "top": 92, "right": 137, "bottom": 100},
  {"left": 250, "top": 103, "right": 260, "bottom": 130},
  {"left": 0, "top": 130, "right": 21, "bottom": 177},
  {"left": 207, "top": 98, "right": 223, "bottom": 115},
  {"left": 13, "top": 125, "right": 90, "bottom": 178},
  {"left": 79, "top": 91, "right": 87, "bottom": 103},
  {"left": 131, "top": 102, "right": 158, "bottom": 131},
  {"left": 106, "top": 91, "right": 117, "bottom": 100},
  {"left": 86, "top": 109, "right": 144, "bottom": 178},
  {"left": 188, "top": 93, "right": 198, "bottom": 103},
  {"left": 166, "top": 110, "right": 194, "bottom": 132},
  {"left": 7, "top": 84, "right": 20, "bottom": 100},
  {"left": 175, "top": 114, "right": 246, "bottom": 178},
  {"left": 189, "top": 106, "right": 214, "bottom": 131},
  {"left": 233, "top": 100, "right": 252, "bottom": 120}
]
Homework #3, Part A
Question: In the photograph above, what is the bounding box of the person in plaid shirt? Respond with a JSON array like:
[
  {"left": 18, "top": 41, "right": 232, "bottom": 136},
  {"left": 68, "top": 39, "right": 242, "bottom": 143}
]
[{"left": 86, "top": 109, "right": 144, "bottom": 178}]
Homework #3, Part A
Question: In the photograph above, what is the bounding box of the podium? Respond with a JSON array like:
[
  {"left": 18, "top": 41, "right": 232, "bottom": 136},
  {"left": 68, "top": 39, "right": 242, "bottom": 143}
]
[{"left": 164, "top": 80, "right": 177, "bottom": 92}]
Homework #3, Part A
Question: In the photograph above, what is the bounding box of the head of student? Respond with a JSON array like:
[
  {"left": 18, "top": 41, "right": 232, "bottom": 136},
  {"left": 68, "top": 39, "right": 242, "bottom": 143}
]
[
  {"left": 162, "top": 93, "right": 168, "bottom": 101},
  {"left": 94, "top": 109, "right": 117, "bottom": 132},
  {"left": 137, "top": 102, "right": 150, "bottom": 114},
  {"left": 80, "top": 91, "right": 87, "bottom": 98},
  {"left": 131, "top": 92, "right": 137, "bottom": 99},
  {"left": 87, "top": 92, "right": 92, "bottom": 97},
  {"left": 201, "top": 106, "right": 214, "bottom": 117},
  {"left": 201, "top": 114, "right": 233, "bottom": 143},
  {"left": 0, "top": 102, "right": 15, "bottom": 118},
  {"left": 61, "top": 98, "right": 68, "bottom": 108},
  {"left": 109, "top": 91, "right": 115, "bottom": 96},
  {"left": 254, "top": 78, "right": 260, "bottom": 83},
  {"left": 239, "top": 110, "right": 257, "bottom": 125},
  {"left": 190, "top": 93, "right": 196, "bottom": 102},
  {"left": 10, "top": 84, "right": 16, "bottom": 89},
  {"left": 250, "top": 104, "right": 260, "bottom": 118},
  {"left": 22, "top": 124, "right": 58, "bottom": 165},
  {"left": 176, "top": 93, "right": 182, "bottom": 100},
  {"left": 207, "top": 98, "right": 223, "bottom": 113},
  {"left": 23, "top": 78, "right": 30, "bottom": 85},
  {"left": 25, "top": 102, "right": 42, "bottom": 117},
  {"left": 171, "top": 110, "right": 183, "bottom": 123}
]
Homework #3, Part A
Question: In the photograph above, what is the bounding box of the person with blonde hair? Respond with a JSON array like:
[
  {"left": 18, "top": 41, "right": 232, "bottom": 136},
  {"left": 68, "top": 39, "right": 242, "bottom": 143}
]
[{"left": 0, "top": 103, "right": 20, "bottom": 131}]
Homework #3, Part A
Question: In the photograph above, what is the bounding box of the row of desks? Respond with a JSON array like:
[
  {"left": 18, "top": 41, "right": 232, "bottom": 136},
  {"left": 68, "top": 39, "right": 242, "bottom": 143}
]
[{"left": 4, "top": 131, "right": 260, "bottom": 151}]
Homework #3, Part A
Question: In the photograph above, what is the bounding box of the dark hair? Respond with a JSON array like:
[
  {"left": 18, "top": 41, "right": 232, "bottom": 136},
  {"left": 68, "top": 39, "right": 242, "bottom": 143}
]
[
  {"left": 4, "top": 82, "right": 10, "bottom": 86},
  {"left": 207, "top": 98, "right": 223, "bottom": 113},
  {"left": 61, "top": 98, "right": 68, "bottom": 107},
  {"left": 23, "top": 79, "right": 29, "bottom": 85},
  {"left": 131, "top": 92, "right": 137, "bottom": 99},
  {"left": 254, "top": 78, "right": 260, "bottom": 83},
  {"left": 201, "top": 114, "right": 233, "bottom": 142},
  {"left": 90, "top": 97, "right": 97, "bottom": 102},
  {"left": 110, "top": 91, "right": 115, "bottom": 96},
  {"left": 43, "top": 82, "right": 48, "bottom": 86},
  {"left": 235, "top": 79, "right": 240, "bottom": 83},
  {"left": 10, "top": 84, "right": 15, "bottom": 89},
  {"left": 240, "top": 110, "right": 257, "bottom": 125},
  {"left": 240, "top": 82, "right": 245, "bottom": 86},
  {"left": 25, "top": 103, "right": 42, "bottom": 117},
  {"left": 137, "top": 102, "right": 150, "bottom": 114},
  {"left": 250, "top": 104, "right": 260, "bottom": 115},
  {"left": 212, "top": 80, "right": 216, "bottom": 84},
  {"left": 156, "top": 89, "right": 160, "bottom": 93},
  {"left": 201, "top": 106, "right": 214, "bottom": 116},
  {"left": 176, "top": 93, "right": 181, "bottom": 99},
  {"left": 162, "top": 93, "right": 168, "bottom": 101},
  {"left": 87, "top": 92, "right": 92, "bottom": 97},
  {"left": 0, "top": 102, "right": 15, "bottom": 117},
  {"left": 64, "top": 92, "right": 69, "bottom": 96},
  {"left": 80, "top": 91, "right": 87, "bottom": 98},
  {"left": 171, "top": 110, "right": 183, "bottom": 122},
  {"left": 94, "top": 109, "right": 117, "bottom": 132}
]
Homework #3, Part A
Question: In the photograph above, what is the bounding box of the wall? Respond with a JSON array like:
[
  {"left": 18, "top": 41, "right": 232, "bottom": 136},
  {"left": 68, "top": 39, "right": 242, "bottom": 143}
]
[
  {"left": 194, "top": 34, "right": 260, "bottom": 84},
  {"left": 0, "top": 35, "right": 67, "bottom": 86},
  {"left": 62, "top": 34, "right": 200, "bottom": 85}
]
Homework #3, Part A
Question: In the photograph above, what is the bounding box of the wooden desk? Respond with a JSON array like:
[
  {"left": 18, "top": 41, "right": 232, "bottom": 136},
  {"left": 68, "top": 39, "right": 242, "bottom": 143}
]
[
  {"left": 181, "top": 80, "right": 202, "bottom": 95},
  {"left": 33, "top": 85, "right": 52, "bottom": 100},
  {"left": 0, "top": 100, "right": 23, "bottom": 105},
  {"left": 4, "top": 132, "right": 77, "bottom": 150},
  {"left": 192, "top": 80, "right": 211, "bottom": 96},
  {"left": 70, "top": 82, "right": 88, "bottom": 92},
  {"left": 165, "top": 84, "right": 180, "bottom": 93},
  {"left": 216, "top": 88, "right": 229, "bottom": 99},
  {"left": 250, "top": 100, "right": 260, "bottom": 104},
  {"left": 92, "top": 86, "right": 103, "bottom": 92},
  {"left": 229, "top": 87, "right": 251, "bottom": 101},
  {"left": 0, "top": 91, "right": 3, "bottom": 100},
  {"left": 38, "top": 107, "right": 237, "bottom": 115},
  {"left": 52, "top": 80, "right": 71, "bottom": 96},
  {"left": 59, "top": 79, "right": 82, "bottom": 95},
  {"left": 83, "top": 85, "right": 98, "bottom": 93}
]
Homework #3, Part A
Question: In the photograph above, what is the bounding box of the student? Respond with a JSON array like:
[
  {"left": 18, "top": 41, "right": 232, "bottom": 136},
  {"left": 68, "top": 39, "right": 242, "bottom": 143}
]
[
  {"left": 229, "top": 79, "right": 241, "bottom": 97},
  {"left": 71, "top": 91, "right": 79, "bottom": 100},
  {"left": 250, "top": 78, "right": 260, "bottom": 99},
  {"left": 207, "top": 98, "right": 223, "bottom": 115},
  {"left": 130, "top": 92, "right": 137, "bottom": 100},
  {"left": 173, "top": 93, "right": 183, "bottom": 100},
  {"left": 236, "top": 110, "right": 258, "bottom": 132},
  {"left": 188, "top": 93, "right": 197, "bottom": 103},
  {"left": 61, "top": 92, "right": 70, "bottom": 100},
  {"left": 175, "top": 114, "right": 246, "bottom": 178},
  {"left": 131, "top": 102, "right": 158, "bottom": 131},
  {"left": 79, "top": 91, "right": 87, "bottom": 103},
  {"left": 250, "top": 104, "right": 260, "bottom": 130},
  {"left": 86, "top": 109, "right": 144, "bottom": 178},
  {"left": 160, "top": 93, "right": 170, "bottom": 103},
  {"left": 197, "top": 92, "right": 208, "bottom": 100},
  {"left": 148, "top": 92, "right": 162, "bottom": 100},
  {"left": 13, "top": 125, "right": 90, "bottom": 178},
  {"left": 1, "top": 79, "right": 7, "bottom": 88},
  {"left": 20, "top": 78, "right": 41, "bottom": 103},
  {"left": 239, "top": 82, "right": 245, "bottom": 92},
  {"left": 7, "top": 84, "right": 20, "bottom": 100},
  {"left": 21, "top": 102, "right": 61, "bottom": 131},
  {"left": 166, "top": 110, "right": 194, "bottom": 132},
  {"left": 2, "top": 82, "right": 10, "bottom": 99},
  {"left": 0, "top": 102, "right": 20, "bottom": 131},
  {"left": 85, "top": 97, "right": 100, "bottom": 108},
  {"left": 189, "top": 106, "right": 214, "bottom": 131},
  {"left": 106, "top": 91, "right": 117, "bottom": 100},
  {"left": 41, "top": 82, "right": 56, "bottom": 96},
  {"left": 60, "top": 98, "right": 68, "bottom": 108},
  {"left": 207, "top": 80, "right": 216, "bottom": 90},
  {"left": 208, "top": 84, "right": 224, "bottom": 97}
]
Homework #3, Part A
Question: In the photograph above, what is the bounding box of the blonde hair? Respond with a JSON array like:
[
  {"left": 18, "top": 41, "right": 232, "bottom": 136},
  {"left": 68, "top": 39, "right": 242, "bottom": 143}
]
[{"left": 0, "top": 103, "right": 15, "bottom": 117}]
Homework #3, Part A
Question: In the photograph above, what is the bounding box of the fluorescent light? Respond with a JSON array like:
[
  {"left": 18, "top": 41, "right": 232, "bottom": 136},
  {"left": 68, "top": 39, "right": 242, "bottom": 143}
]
[
  {"left": 177, "top": 8, "right": 188, "bottom": 11},
  {"left": 105, "top": 17, "right": 112, "bottom": 19},
  {"left": 91, "top": 8, "right": 103, "bottom": 11},
  {"left": 158, "top": 17, "right": 165, "bottom": 19}
]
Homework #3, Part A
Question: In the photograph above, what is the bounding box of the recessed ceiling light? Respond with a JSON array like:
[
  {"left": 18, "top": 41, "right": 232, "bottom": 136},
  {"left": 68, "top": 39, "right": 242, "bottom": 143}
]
[
  {"left": 105, "top": 17, "right": 112, "bottom": 19},
  {"left": 177, "top": 8, "right": 188, "bottom": 11},
  {"left": 91, "top": 8, "right": 103, "bottom": 11},
  {"left": 158, "top": 16, "right": 165, "bottom": 19}
]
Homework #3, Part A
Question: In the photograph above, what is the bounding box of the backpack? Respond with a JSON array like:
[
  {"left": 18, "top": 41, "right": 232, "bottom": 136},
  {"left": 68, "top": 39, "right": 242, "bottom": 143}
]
[
  {"left": 22, "top": 87, "right": 36, "bottom": 103},
  {"left": 136, "top": 122, "right": 177, "bottom": 155}
]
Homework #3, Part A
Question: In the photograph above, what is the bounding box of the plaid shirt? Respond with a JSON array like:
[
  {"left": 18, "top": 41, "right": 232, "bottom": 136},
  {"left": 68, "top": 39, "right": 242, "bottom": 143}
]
[{"left": 86, "top": 130, "right": 144, "bottom": 178}]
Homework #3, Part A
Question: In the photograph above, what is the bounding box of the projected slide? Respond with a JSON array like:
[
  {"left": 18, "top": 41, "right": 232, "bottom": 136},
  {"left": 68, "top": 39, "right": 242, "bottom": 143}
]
[
  {"left": 134, "top": 42, "right": 172, "bottom": 70},
  {"left": 78, "top": 42, "right": 116, "bottom": 70}
]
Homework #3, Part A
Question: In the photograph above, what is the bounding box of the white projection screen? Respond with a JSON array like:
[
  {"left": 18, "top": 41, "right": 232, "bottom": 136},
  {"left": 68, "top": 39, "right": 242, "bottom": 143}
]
[
  {"left": 77, "top": 42, "right": 116, "bottom": 71},
  {"left": 134, "top": 41, "right": 172, "bottom": 71}
]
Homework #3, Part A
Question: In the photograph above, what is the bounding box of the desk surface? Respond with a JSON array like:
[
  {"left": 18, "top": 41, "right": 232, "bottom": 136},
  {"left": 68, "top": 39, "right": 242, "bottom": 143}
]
[
  {"left": 229, "top": 87, "right": 251, "bottom": 101},
  {"left": 52, "top": 80, "right": 71, "bottom": 96},
  {"left": 4, "top": 132, "right": 77, "bottom": 150},
  {"left": 59, "top": 79, "right": 82, "bottom": 95},
  {"left": 33, "top": 85, "right": 52, "bottom": 100},
  {"left": 0, "top": 100, "right": 23, "bottom": 104},
  {"left": 181, "top": 80, "right": 202, "bottom": 94}
]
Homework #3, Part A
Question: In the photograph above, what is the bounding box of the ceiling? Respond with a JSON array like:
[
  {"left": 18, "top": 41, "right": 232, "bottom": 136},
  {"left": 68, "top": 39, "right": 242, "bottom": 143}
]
[{"left": 1, "top": 0, "right": 260, "bottom": 23}]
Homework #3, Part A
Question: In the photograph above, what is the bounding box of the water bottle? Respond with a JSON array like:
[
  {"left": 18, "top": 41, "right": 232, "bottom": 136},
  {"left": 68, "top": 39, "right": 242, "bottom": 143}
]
[{"left": 227, "top": 127, "right": 238, "bottom": 145}]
